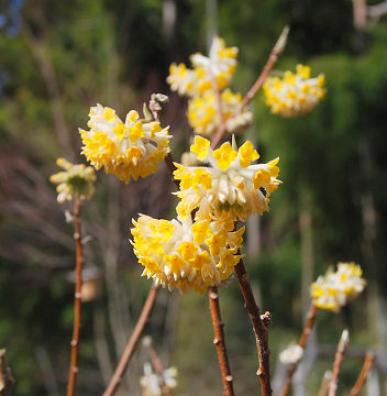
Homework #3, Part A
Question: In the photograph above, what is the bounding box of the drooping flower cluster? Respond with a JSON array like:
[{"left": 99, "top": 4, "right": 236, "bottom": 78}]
[
  {"left": 263, "top": 64, "right": 326, "bottom": 117},
  {"left": 131, "top": 214, "right": 244, "bottom": 292},
  {"left": 140, "top": 363, "right": 178, "bottom": 396},
  {"left": 310, "top": 262, "right": 366, "bottom": 312},
  {"left": 173, "top": 136, "right": 281, "bottom": 221},
  {"left": 167, "top": 37, "right": 251, "bottom": 136},
  {"left": 50, "top": 158, "right": 96, "bottom": 203},
  {"left": 79, "top": 104, "right": 171, "bottom": 182}
]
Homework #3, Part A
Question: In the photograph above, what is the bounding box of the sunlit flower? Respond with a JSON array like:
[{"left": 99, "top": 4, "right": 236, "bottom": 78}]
[
  {"left": 79, "top": 104, "right": 171, "bottom": 182},
  {"left": 279, "top": 344, "right": 304, "bottom": 365},
  {"left": 131, "top": 214, "right": 244, "bottom": 292},
  {"left": 187, "top": 89, "right": 252, "bottom": 136},
  {"left": 173, "top": 136, "right": 280, "bottom": 221},
  {"left": 263, "top": 64, "right": 326, "bottom": 117},
  {"left": 310, "top": 262, "right": 366, "bottom": 312},
  {"left": 140, "top": 363, "right": 178, "bottom": 396},
  {"left": 167, "top": 37, "right": 238, "bottom": 97},
  {"left": 50, "top": 158, "right": 96, "bottom": 203}
]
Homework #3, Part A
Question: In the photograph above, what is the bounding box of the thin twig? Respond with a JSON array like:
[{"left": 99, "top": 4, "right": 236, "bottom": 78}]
[
  {"left": 66, "top": 199, "right": 84, "bottom": 396},
  {"left": 348, "top": 352, "right": 375, "bottom": 396},
  {"left": 279, "top": 303, "right": 318, "bottom": 396},
  {"left": 234, "top": 260, "right": 272, "bottom": 396},
  {"left": 328, "top": 330, "right": 350, "bottom": 396},
  {"left": 317, "top": 371, "right": 332, "bottom": 396},
  {"left": 240, "top": 26, "right": 289, "bottom": 109},
  {"left": 143, "top": 337, "right": 172, "bottom": 396},
  {"left": 208, "top": 287, "right": 235, "bottom": 396},
  {"left": 102, "top": 286, "right": 159, "bottom": 396}
]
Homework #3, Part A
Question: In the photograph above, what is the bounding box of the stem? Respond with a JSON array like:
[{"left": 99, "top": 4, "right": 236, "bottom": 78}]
[
  {"left": 348, "top": 353, "right": 375, "bottom": 396},
  {"left": 279, "top": 303, "right": 317, "bottom": 396},
  {"left": 234, "top": 260, "right": 272, "bottom": 396},
  {"left": 280, "top": 304, "right": 317, "bottom": 396},
  {"left": 328, "top": 330, "right": 350, "bottom": 396},
  {"left": 146, "top": 339, "right": 172, "bottom": 396},
  {"left": 240, "top": 26, "right": 289, "bottom": 109},
  {"left": 211, "top": 26, "right": 289, "bottom": 149},
  {"left": 66, "top": 199, "right": 84, "bottom": 396},
  {"left": 102, "top": 286, "right": 159, "bottom": 396},
  {"left": 208, "top": 286, "right": 235, "bottom": 396},
  {"left": 317, "top": 371, "right": 332, "bottom": 396}
]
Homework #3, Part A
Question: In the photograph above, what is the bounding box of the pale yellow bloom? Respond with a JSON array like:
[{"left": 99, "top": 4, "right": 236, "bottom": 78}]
[
  {"left": 310, "top": 262, "right": 366, "bottom": 312},
  {"left": 173, "top": 136, "right": 280, "bottom": 221},
  {"left": 50, "top": 158, "right": 96, "bottom": 203},
  {"left": 79, "top": 104, "right": 171, "bottom": 182},
  {"left": 187, "top": 89, "right": 252, "bottom": 136},
  {"left": 131, "top": 214, "right": 244, "bottom": 292},
  {"left": 264, "top": 64, "right": 326, "bottom": 117},
  {"left": 167, "top": 37, "right": 238, "bottom": 97}
]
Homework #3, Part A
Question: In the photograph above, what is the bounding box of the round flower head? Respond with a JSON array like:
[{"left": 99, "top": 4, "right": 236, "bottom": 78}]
[
  {"left": 131, "top": 214, "right": 244, "bottom": 293},
  {"left": 50, "top": 158, "right": 96, "bottom": 203},
  {"left": 167, "top": 37, "right": 238, "bottom": 97},
  {"left": 310, "top": 262, "right": 366, "bottom": 312},
  {"left": 263, "top": 64, "right": 326, "bottom": 117},
  {"left": 173, "top": 136, "right": 281, "bottom": 221},
  {"left": 79, "top": 104, "right": 171, "bottom": 182},
  {"left": 187, "top": 89, "right": 252, "bottom": 136}
]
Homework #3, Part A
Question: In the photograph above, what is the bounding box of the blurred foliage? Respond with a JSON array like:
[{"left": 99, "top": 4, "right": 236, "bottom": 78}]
[{"left": 0, "top": 0, "right": 386, "bottom": 395}]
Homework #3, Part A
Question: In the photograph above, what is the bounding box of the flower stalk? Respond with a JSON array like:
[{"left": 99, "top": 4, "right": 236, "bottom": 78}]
[
  {"left": 328, "top": 329, "right": 350, "bottom": 396},
  {"left": 66, "top": 198, "right": 85, "bottom": 396},
  {"left": 348, "top": 352, "right": 375, "bottom": 396},
  {"left": 208, "top": 286, "right": 235, "bottom": 396},
  {"left": 279, "top": 303, "right": 317, "bottom": 396},
  {"left": 102, "top": 285, "right": 159, "bottom": 396},
  {"left": 234, "top": 259, "right": 272, "bottom": 396}
]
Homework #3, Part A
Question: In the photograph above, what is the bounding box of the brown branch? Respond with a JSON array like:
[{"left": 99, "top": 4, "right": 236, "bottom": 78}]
[
  {"left": 234, "top": 260, "right": 272, "bottom": 396},
  {"left": 208, "top": 287, "right": 235, "bottom": 396},
  {"left": 66, "top": 199, "right": 85, "bottom": 396},
  {"left": 102, "top": 285, "right": 159, "bottom": 396},
  {"left": 279, "top": 303, "right": 318, "bottom": 396},
  {"left": 317, "top": 371, "right": 332, "bottom": 396},
  {"left": 0, "top": 349, "right": 14, "bottom": 396},
  {"left": 240, "top": 26, "right": 289, "bottom": 109},
  {"left": 143, "top": 337, "right": 172, "bottom": 396},
  {"left": 211, "top": 26, "right": 289, "bottom": 149},
  {"left": 348, "top": 352, "right": 375, "bottom": 396},
  {"left": 328, "top": 330, "right": 350, "bottom": 396}
]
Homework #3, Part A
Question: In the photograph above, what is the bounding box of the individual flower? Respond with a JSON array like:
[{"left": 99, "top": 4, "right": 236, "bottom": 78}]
[
  {"left": 131, "top": 214, "right": 244, "bottom": 292},
  {"left": 140, "top": 363, "right": 178, "bottom": 396},
  {"left": 279, "top": 344, "right": 304, "bottom": 365},
  {"left": 187, "top": 89, "right": 252, "bottom": 136},
  {"left": 310, "top": 262, "right": 366, "bottom": 312},
  {"left": 167, "top": 37, "right": 238, "bottom": 97},
  {"left": 263, "top": 64, "right": 326, "bottom": 117},
  {"left": 173, "top": 136, "right": 281, "bottom": 221},
  {"left": 79, "top": 104, "right": 171, "bottom": 182},
  {"left": 50, "top": 158, "right": 96, "bottom": 203}
]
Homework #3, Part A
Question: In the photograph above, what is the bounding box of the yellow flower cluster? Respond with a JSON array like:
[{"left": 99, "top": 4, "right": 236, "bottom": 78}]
[
  {"left": 188, "top": 89, "right": 252, "bottom": 136},
  {"left": 50, "top": 158, "right": 96, "bottom": 203},
  {"left": 79, "top": 104, "right": 171, "bottom": 182},
  {"left": 167, "top": 37, "right": 250, "bottom": 137},
  {"left": 167, "top": 37, "right": 238, "bottom": 97},
  {"left": 173, "top": 136, "right": 281, "bottom": 221},
  {"left": 131, "top": 215, "right": 244, "bottom": 292},
  {"left": 263, "top": 65, "right": 326, "bottom": 117},
  {"left": 310, "top": 262, "right": 366, "bottom": 312}
]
